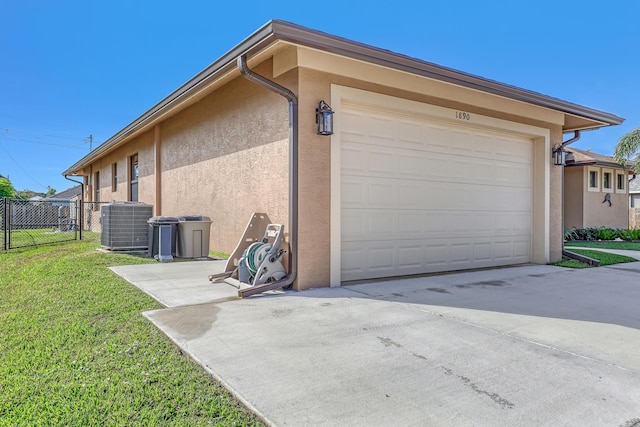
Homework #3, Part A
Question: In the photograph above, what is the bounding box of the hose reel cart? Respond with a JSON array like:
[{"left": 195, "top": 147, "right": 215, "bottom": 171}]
[{"left": 209, "top": 213, "right": 290, "bottom": 297}]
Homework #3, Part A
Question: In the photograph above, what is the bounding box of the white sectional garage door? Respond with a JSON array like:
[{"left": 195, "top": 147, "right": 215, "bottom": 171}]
[{"left": 340, "top": 103, "right": 533, "bottom": 282}]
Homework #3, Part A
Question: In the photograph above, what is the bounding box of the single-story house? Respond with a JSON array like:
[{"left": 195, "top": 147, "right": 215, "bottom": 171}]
[
  {"left": 63, "top": 20, "right": 624, "bottom": 290},
  {"left": 52, "top": 185, "right": 82, "bottom": 204},
  {"left": 563, "top": 147, "right": 633, "bottom": 229}
]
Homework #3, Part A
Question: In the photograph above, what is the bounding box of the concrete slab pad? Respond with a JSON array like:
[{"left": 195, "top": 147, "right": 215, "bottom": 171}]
[
  {"left": 134, "top": 264, "right": 640, "bottom": 426},
  {"left": 110, "top": 260, "right": 239, "bottom": 306}
]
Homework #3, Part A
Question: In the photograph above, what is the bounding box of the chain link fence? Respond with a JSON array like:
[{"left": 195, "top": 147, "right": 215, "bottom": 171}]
[
  {"left": 79, "top": 201, "right": 110, "bottom": 242},
  {"left": 0, "top": 199, "right": 150, "bottom": 250},
  {"left": 1, "top": 198, "right": 78, "bottom": 250}
]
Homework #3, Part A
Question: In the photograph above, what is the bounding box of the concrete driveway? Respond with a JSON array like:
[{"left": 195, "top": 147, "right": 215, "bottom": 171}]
[{"left": 111, "top": 260, "right": 640, "bottom": 426}]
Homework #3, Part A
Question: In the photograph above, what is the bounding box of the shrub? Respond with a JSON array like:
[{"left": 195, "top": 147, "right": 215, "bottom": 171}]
[
  {"left": 565, "top": 227, "right": 640, "bottom": 242},
  {"left": 597, "top": 227, "right": 618, "bottom": 241},
  {"left": 565, "top": 227, "right": 599, "bottom": 241}
]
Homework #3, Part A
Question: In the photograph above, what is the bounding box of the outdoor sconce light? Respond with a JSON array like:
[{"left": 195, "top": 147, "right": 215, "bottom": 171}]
[
  {"left": 552, "top": 145, "right": 566, "bottom": 166},
  {"left": 316, "top": 100, "right": 334, "bottom": 136}
]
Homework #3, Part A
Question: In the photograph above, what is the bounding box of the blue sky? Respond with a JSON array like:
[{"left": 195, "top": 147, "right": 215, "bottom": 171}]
[{"left": 1, "top": 1, "right": 638, "bottom": 193}]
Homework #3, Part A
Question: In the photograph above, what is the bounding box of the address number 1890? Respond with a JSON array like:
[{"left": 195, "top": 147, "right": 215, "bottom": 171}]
[{"left": 455, "top": 111, "right": 471, "bottom": 120}]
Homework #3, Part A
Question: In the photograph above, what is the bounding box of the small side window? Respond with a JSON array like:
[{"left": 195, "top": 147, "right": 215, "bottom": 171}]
[
  {"left": 93, "top": 171, "right": 101, "bottom": 210},
  {"left": 129, "top": 154, "right": 139, "bottom": 202},
  {"left": 588, "top": 168, "right": 600, "bottom": 192},
  {"left": 112, "top": 162, "right": 118, "bottom": 192},
  {"left": 602, "top": 169, "right": 613, "bottom": 191},
  {"left": 616, "top": 172, "right": 626, "bottom": 193}
]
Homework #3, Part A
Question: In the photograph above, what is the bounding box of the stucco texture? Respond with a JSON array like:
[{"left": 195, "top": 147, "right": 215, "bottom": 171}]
[
  {"left": 564, "top": 165, "right": 629, "bottom": 229},
  {"left": 86, "top": 60, "right": 293, "bottom": 272}
]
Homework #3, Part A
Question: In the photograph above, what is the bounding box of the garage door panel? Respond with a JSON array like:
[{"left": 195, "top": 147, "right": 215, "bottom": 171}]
[
  {"left": 341, "top": 246, "right": 366, "bottom": 278},
  {"left": 474, "top": 243, "right": 494, "bottom": 261},
  {"left": 342, "top": 208, "right": 530, "bottom": 242},
  {"left": 397, "top": 246, "right": 423, "bottom": 268},
  {"left": 368, "top": 247, "right": 394, "bottom": 272},
  {"left": 341, "top": 181, "right": 365, "bottom": 206},
  {"left": 398, "top": 154, "right": 425, "bottom": 178},
  {"left": 341, "top": 110, "right": 366, "bottom": 135},
  {"left": 341, "top": 139, "right": 530, "bottom": 185},
  {"left": 341, "top": 145, "right": 367, "bottom": 173},
  {"left": 344, "top": 155, "right": 529, "bottom": 192},
  {"left": 513, "top": 239, "right": 531, "bottom": 258},
  {"left": 341, "top": 236, "right": 531, "bottom": 282},
  {"left": 343, "top": 178, "right": 528, "bottom": 214},
  {"left": 340, "top": 104, "right": 533, "bottom": 282},
  {"left": 397, "top": 121, "right": 422, "bottom": 144},
  {"left": 425, "top": 245, "right": 449, "bottom": 266},
  {"left": 345, "top": 109, "right": 521, "bottom": 164}
]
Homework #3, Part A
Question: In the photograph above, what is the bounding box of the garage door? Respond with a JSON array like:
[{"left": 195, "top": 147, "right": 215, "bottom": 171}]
[{"left": 340, "top": 103, "right": 532, "bottom": 282}]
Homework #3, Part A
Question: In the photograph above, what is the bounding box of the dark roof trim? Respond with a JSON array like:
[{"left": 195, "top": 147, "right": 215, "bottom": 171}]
[
  {"left": 565, "top": 147, "right": 634, "bottom": 170},
  {"left": 565, "top": 160, "right": 630, "bottom": 169},
  {"left": 270, "top": 21, "right": 623, "bottom": 126},
  {"left": 64, "top": 20, "right": 624, "bottom": 176}
]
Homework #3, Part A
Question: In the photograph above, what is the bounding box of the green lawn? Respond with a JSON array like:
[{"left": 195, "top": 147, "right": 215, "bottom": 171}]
[
  {"left": 565, "top": 241, "right": 640, "bottom": 251},
  {"left": 0, "top": 240, "right": 262, "bottom": 426},
  {"left": 3, "top": 228, "right": 77, "bottom": 249},
  {"left": 553, "top": 248, "right": 638, "bottom": 269}
]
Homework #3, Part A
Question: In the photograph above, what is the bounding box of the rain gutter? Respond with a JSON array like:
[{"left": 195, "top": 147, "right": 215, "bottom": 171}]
[
  {"left": 64, "top": 174, "right": 84, "bottom": 240},
  {"left": 561, "top": 130, "right": 581, "bottom": 148},
  {"left": 560, "top": 131, "right": 581, "bottom": 253},
  {"left": 236, "top": 54, "right": 298, "bottom": 297}
]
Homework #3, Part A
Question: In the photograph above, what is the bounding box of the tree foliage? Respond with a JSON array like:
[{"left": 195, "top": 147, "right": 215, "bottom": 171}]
[
  {"left": 0, "top": 177, "right": 16, "bottom": 198},
  {"left": 613, "top": 127, "right": 640, "bottom": 172}
]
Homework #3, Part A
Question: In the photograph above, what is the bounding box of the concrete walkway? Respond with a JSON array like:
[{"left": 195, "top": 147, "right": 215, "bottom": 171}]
[{"left": 111, "top": 261, "right": 640, "bottom": 426}]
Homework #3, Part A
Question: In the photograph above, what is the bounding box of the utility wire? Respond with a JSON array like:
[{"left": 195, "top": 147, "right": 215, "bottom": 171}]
[
  {"left": 0, "top": 127, "right": 87, "bottom": 142},
  {"left": 0, "top": 134, "right": 86, "bottom": 149},
  {"left": 0, "top": 139, "right": 47, "bottom": 190}
]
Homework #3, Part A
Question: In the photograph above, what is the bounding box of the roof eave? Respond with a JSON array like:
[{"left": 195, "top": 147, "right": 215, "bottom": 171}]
[
  {"left": 63, "top": 21, "right": 281, "bottom": 176},
  {"left": 269, "top": 20, "right": 624, "bottom": 127},
  {"left": 566, "top": 160, "right": 632, "bottom": 169},
  {"left": 64, "top": 19, "right": 625, "bottom": 176}
]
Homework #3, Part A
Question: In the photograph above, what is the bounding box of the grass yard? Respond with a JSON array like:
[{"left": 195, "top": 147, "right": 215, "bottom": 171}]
[
  {"left": 553, "top": 248, "right": 638, "bottom": 268},
  {"left": 565, "top": 240, "right": 640, "bottom": 251},
  {"left": 0, "top": 240, "right": 262, "bottom": 426},
  {"left": 3, "top": 228, "right": 77, "bottom": 249}
]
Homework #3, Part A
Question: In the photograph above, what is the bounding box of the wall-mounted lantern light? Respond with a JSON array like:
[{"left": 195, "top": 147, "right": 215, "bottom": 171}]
[
  {"left": 552, "top": 145, "right": 566, "bottom": 166},
  {"left": 316, "top": 100, "right": 334, "bottom": 136}
]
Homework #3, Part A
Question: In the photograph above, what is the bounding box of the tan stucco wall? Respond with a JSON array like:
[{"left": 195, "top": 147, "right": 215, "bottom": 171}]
[
  {"left": 548, "top": 126, "right": 563, "bottom": 262},
  {"left": 564, "top": 166, "right": 584, "bottom": 229},
  {"left": 83, "top": 59, "right": 293, "bottom": 273},
  {"left": 158, "top": 60, "right": 293, "bottom": 259},
  {"left": 86, "top": 130, "right": 154, "bottom": 203},
  {"left": 563, "top": 165, "right": 629, "bottom": 229},
  {"left": 581, "top": 167, "right": 629, "bottom": 229}
]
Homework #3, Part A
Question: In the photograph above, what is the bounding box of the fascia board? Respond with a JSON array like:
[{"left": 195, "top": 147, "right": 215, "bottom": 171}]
[{"left": 270, "top": 20, "right": 624, "bottom": 126}]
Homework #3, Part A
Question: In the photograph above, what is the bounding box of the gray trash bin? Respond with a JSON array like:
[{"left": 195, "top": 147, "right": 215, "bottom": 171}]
[
  {"left": 148, "top": 216, "right": 179, "bottom": 261},
  {"left": 177, "top": 215, "right": 212, "bottom": 258}
]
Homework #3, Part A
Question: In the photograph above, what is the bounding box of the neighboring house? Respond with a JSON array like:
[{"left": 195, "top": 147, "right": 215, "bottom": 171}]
[
  {"left": 563, "top": 147, "right": 633, "bottom": 229},
  {"left": 50, "top": 186, "right": 82, "bottom": 226},
  {"left": 62, "top": 20, "right": 623, "bottom": 290},
  {"left": 52, "top": 185, "right": 82, "bottom": 201}
]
